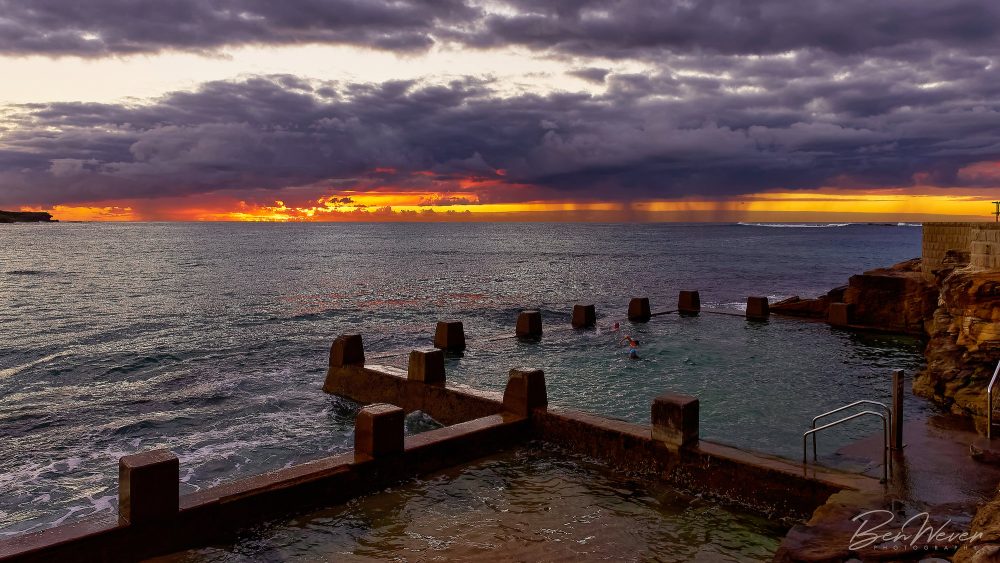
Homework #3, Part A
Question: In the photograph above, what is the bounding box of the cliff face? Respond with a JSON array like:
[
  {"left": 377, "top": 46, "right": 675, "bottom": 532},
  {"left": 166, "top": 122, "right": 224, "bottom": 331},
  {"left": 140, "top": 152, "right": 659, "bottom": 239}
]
[
  {"left": 0, "top": 210, "right": 54, "bottom": 223},
  {"left": 914, "top": 252, "right": 1000, "bottom": 418}
]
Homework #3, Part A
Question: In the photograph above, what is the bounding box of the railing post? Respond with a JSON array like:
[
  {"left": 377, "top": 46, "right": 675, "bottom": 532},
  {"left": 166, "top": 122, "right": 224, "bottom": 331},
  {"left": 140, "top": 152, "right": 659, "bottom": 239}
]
[
  {"left": 408, "top": 348, "right": 445, "bottom": 384},
  {"left": 677, "top": 291, "right": 700, "bottom": 316},
  {"left": 746, "top": 296, "right": 770, "bottom": 321},
  {"left": 434, "top": 321, "right": 466, "bottom": 351},
  {"left": 515, "top": 311, "right": 543, "bottom": 339},
  {"left": 628, "top": 298, "right": 651, "bottom": 322},
  {"left": 118, "top": 449, "right": 179, "bottom": 526},
  {"left": 892, "top": 369, "right": 904, "bottom": 450},
  {"left": 330, "top": 334, "right": 365, "bottom": 368},
  {"left": 502, "top": 369, "right": 547, "bottom": 418},
  {"left": 354, "top": 403, "right": 405, "bottom": 459},
  {"left": 571, "top": 304, "right": 596, "bottom": 329},
  {"left": 987, "top": 360, "right": 1000, "bottom": 439}
]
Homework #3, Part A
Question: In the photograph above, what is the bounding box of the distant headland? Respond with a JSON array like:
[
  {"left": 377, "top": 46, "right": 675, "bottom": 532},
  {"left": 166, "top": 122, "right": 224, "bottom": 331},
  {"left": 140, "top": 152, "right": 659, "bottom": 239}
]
[{"left": 0, "top": 210, "right": 56, "bottom": 223}]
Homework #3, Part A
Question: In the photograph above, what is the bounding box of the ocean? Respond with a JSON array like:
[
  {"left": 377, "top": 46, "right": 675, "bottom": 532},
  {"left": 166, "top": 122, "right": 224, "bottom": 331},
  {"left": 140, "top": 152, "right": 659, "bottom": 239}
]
[{"left": 0, "top": 222, "right": 928, "bottom": 540}]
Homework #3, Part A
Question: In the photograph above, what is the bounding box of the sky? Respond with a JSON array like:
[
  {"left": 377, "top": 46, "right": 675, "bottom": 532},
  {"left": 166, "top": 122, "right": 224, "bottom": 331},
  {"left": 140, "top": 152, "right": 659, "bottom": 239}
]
[{"left": 2, "top": 0, "right": 1000, "bottom": 222}]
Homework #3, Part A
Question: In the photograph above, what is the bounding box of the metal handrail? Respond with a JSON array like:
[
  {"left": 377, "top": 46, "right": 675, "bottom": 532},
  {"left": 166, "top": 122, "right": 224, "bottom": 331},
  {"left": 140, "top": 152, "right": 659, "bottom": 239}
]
[
  {"left": 987, "top": 360, "right": 1000, "bottom": 439},
  {"left": 811, "top": 400, "right": 891, "bottom": 460},
  {"left": 803, "top": 410, "right": 889, "bottom": 483}
]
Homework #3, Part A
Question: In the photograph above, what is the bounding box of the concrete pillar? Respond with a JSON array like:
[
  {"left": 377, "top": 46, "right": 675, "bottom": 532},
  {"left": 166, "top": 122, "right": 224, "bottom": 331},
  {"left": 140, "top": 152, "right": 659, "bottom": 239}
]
[
  {"left": 119, "top": 449, "right": 179, "bottom": 525},
  {"left": 892, "top": 369, "right": 904, "bottom": 451},
  {"left": 434, "top": 321, "right": 466, "bottom": 351},
  {"left": 502, "top": 369, "right": 548, "bottom": 418},
  {"left": 408, "top": 348, "right": 445, "bottom": 384},
  {"left": 678, "top": 291, "right": 701, "bottom": 316},
  {"left": 516, "top": 310, "right": 543, "bottom": 339},
  {"left": 746, "top": 296, "right": 770, "bottom": 321},
  {"left": 628, "top": 298, "right": 651, "bottom": 322},
  {"left": 355, "top": 403, "right": 405, "bottom": 459},
  {"left": 651, "top": 393, "right": 699, "bottom": 449},
  {"left": 828, "top": 303, "right": 852, "bottom": 327},
  {"left": 330, "top": 334, "right": 365, "bottom": 368},
  {"left": 571, "top": 304, "right": 597, "bottom": 329}
]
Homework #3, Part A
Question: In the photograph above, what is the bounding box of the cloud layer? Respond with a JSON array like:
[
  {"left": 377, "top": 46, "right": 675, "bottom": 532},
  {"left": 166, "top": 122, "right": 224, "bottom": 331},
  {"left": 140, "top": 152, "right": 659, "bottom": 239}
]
[
  {"left": 2, "top": 0, "right": 999, "bottom": 57},
  {"left": 0, "top": 0, "right": 476, "bottom": 55}
]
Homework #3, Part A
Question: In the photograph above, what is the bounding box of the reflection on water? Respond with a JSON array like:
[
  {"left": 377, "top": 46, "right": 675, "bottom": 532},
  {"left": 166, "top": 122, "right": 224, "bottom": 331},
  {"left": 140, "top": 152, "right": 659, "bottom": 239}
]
[
  {"left": 0, "top": 223, "right": 924, "bottom": 535},
  {"left": 159, "top": 445, "right": 785, "bottom": 562}
]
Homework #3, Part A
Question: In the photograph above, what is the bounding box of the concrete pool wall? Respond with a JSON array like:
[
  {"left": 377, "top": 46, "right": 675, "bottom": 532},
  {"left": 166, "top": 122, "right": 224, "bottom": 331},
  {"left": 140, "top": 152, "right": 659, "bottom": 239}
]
[{"left": 0, "top": 315, "right": 881, "bottom": 562}]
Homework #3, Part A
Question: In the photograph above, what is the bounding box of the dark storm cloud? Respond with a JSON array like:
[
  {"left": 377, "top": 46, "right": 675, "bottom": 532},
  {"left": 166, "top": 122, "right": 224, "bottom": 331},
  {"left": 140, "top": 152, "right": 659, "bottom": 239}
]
[
  {"left": 466, "top": 0, "right": 1000, "bottom": 58},
  {"left": 2, "top": 0, "right": 1000, "bottom": 57},
  {"left": 0, "top": 0, "right": 475, "bottom": 55},
  {"left": 3, "top": 56, "right": 1000, "bottom": 206}
]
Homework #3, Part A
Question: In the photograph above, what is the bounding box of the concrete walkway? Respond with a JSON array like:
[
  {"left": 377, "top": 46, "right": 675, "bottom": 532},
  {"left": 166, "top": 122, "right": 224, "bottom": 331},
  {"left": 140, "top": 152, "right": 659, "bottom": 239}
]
[{"left": 775, "top": 413, "right": 1000, "bottom": 561}]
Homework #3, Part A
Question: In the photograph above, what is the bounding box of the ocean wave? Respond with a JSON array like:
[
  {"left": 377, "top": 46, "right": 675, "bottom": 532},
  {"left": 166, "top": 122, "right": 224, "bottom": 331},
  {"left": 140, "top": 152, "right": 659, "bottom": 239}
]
[
  {"left": 737, "top": 222, "right": 850, "bottom": 228},
  {"left": 897, "top": 223, "right": 922, "bottom": 227},
  {"left": 0, "top": 350, "right": 73, "bottom": 380},
  {"left": 5, "top": 270, "right": 59, "bottom": 276}
]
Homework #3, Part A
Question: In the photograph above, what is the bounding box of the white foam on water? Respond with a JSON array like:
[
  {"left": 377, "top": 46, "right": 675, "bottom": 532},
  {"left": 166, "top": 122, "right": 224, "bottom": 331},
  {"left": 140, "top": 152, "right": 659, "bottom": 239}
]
[
  {"left": 0, "top": 456, "right": 87, "bottom": 492},
  {"left": 737, "top": 222, "right": 851, "bottom": 228},
  {"left": 0, "top": 350, "right": 73, "bottom": 380}
]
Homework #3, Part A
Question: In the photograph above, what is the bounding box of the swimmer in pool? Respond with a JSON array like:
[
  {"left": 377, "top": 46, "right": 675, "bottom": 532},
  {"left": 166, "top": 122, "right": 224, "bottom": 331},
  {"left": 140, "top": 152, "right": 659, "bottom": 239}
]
[{"left": 619, "top": 335, "right": 640, "bottom": 359}]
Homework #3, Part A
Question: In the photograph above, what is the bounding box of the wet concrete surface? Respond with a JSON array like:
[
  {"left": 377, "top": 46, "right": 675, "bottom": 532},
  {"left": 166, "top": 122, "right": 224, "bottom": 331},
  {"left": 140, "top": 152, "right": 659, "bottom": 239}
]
[
  {"left": 836, "top": 414, "right": 1000, "bottom": 516},
  {"left": 776, "top": 413, "right": 1000, "bottom": 561}
]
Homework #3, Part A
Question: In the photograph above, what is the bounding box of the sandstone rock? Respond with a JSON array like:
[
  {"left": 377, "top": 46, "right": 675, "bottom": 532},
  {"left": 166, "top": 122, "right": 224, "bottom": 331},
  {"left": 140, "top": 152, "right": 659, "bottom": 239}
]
[
  {"left": 953, "top": 493, "right": 1000, "bottom": 562},
  {"left": 771, "top": 286, "right": 848, "bottom": 319},
  {"left": 915, "top": 265, "right": 1000, "bottom": 418},
  {"left": 842, "top": 259, "right": 937, "bottom": 335}
]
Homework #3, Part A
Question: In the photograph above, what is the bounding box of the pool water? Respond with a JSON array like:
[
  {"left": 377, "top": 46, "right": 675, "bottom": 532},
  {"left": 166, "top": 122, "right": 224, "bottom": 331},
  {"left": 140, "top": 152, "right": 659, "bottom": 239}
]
[
  {"left": 375, "top": 311, "right": 929, "bottom": 460},
  {"left": 158, "top": 445, "right": 785, "bottom": 562}
]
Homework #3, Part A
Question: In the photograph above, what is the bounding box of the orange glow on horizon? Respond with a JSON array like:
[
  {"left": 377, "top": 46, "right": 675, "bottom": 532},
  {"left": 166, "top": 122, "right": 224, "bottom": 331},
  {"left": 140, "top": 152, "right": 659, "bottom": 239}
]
[
  {"left": 21, "top": 188, "right": 1000, "bottom": 222},
  {"left": 19, "top": 204, "right": 139, "bottom": 222}
]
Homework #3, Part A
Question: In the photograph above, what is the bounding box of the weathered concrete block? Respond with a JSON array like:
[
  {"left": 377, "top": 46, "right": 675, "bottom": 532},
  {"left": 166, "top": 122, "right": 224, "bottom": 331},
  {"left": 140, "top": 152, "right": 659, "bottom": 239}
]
[
  {"left": 355, "top": 403, "right": 405, "bottom": 458},
  {"left": 678, "top": 291, "right": 701, "bottom": 316},
  {"left": 651, "top": 393, "right": 699, "bottom": 449},
  {"left": 628, "top": 297, "right": 651, "bottom": 322},
  {"left": 433, "top": 321, "right": 466, "bottom": 350},
  {"left": 408, "top": 348, "right": 445, "bottom": 384},
  {"left": 572, "top": 304, "right": 596, "bottom": 329},
  {"left": 119, "top": 449, "right": 179, "bottom": 525},
  {"left": 828, "top": 302, "right": 852, "bottom": 327},
  {"left": 516, "top": 310, "right": 543, "bottom": 338},
  {"left": 330, "top": 334, "right": 365, "bottom": 368},
  {"left": 746, "top": 296, "right": 770, "bottom": 321},
  {"left": 502, "top": 368, "right": 548, "bottom": 418}
]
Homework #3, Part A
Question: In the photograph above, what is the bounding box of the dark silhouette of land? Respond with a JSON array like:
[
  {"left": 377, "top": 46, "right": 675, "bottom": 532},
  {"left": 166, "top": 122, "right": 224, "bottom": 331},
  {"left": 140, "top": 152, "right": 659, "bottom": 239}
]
[{"left": 0, "top": 210, "right": 55, "bottom": 223}]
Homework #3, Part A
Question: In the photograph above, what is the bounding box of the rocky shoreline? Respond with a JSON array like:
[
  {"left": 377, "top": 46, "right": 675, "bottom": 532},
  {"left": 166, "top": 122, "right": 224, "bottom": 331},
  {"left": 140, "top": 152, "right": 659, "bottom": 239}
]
[
  {"left": 916, "top": 251, "right": 1000, "bottom": 421},
  {"left": 771, "top": 257, "right": 936, "bottom": 335},
  {"left": 0, "top": 210, "right": 55, "bottom": 223},
  {"left": 772, "top": 252, "right": 999, "bottom": 421}
]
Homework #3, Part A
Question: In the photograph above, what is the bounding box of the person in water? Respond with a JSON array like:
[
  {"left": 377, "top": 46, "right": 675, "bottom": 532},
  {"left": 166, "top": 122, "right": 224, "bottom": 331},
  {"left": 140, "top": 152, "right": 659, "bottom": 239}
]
[{"left": 619, "top": 335, "right": 640, "bottom": 359}]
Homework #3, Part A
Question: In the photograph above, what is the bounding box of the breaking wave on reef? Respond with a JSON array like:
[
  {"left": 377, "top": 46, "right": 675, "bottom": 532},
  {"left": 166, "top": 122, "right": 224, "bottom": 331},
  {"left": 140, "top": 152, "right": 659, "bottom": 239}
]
[
  {"left": 738, "top": 222, "right": 923, "bottom": 228},
  {"left": 737, "top": 222, "right": 851, "bottom": 228}
]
